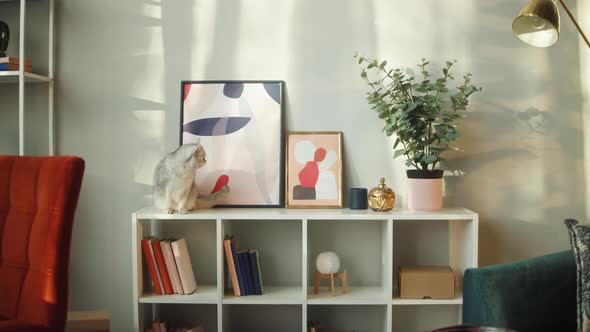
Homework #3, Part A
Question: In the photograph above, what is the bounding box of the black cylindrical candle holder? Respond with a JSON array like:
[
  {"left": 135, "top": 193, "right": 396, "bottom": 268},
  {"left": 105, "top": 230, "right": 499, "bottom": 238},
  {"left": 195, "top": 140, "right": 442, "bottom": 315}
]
[{"left": 349, "top": 188, "right": 368, "bottom": 210}]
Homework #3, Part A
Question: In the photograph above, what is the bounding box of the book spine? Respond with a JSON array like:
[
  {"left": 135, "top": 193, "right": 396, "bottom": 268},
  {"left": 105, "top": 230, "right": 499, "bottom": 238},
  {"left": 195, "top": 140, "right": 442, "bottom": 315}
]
[
  {"left": 240, "top": 252, "right": 254, "bottom": 296},
  {"left": 255, "top": 251, "right": 264, "bottom": 293},
  {"left": 223, "top": 239, "right": 240, "bottom": 296},
  {"left": 171, "top": 238, "right": 197, "bottom": 294},
  {"left": 152, "top": 240, "right": 174, "bottom": 294},
  {"left": 0, "top": 63, "right": 32, "bottom": 71},
  {"left": 142, "top": 238, "right": 163, "bottom": 295},
  {"left": 231, "top": 241, "right": 246, "bottom": 296},
  {"left": 161, "top": 241, "right": 182, "bottom": 294},
  {"left": 0, "top": 57, "right": 32, "bottom": 65},
  {"left": 249, "top": 251, "right": 262, "bottom": 295}
]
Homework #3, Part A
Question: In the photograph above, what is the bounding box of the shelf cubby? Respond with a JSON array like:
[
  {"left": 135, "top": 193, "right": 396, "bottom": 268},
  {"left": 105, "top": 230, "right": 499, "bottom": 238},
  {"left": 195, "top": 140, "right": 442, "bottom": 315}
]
[
  {"left": 307, "top": 219, "right": 390, "bottom": 305},
  {"left": 392, "top": 306, "right": 459, "bottom": 332},
  {"left": 392, "top": 218, "right": 477, "bottom": 303},
  {"left": 153, "top": 304, "right": 217, "bottom": 332},
  {"left": 308, "top": 304, "right": 388, "bottom": 332},
  {"left": 221, "top": 218, "right": 303, "bottom": 304},
  {"left": 222, "top": 304, "right": 302, "bottom": 332}
]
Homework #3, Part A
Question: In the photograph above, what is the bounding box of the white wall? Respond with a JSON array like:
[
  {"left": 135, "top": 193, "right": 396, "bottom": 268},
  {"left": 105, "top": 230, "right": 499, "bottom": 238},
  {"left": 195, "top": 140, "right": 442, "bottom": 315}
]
[{"left": 1, "top": 0, "right": 588, "bottom": 330}]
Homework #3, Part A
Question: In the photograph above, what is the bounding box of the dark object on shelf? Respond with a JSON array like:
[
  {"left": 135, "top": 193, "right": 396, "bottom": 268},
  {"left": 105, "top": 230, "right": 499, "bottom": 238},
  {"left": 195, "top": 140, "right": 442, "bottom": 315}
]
[
  {"left": 348, "top": 188, "right": 367, "bottom": 210},
  {"left": 431, "top": 325, "right": 517, "bottom": 332},
  {"left": 463, "top": 251, "right": 576, "bottom": 332},
  {"left": 0, "top": 20, "right": 8, "bottom": 57}
]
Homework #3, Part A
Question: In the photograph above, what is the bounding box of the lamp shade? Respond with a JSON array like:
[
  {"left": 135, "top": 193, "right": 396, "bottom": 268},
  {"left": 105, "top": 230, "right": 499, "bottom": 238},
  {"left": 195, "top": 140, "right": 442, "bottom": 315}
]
[{"left": 513, "top": 0, "right": 560, "bottom": 47}]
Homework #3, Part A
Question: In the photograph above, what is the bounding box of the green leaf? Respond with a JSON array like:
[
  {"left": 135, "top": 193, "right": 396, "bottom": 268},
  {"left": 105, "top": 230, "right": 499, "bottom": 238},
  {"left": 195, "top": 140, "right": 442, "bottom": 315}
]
[
  {"left": 421, "top": 155, "right": 437, "bottom": 164},
  {"left": 393, "top": 149, "right": 405, "bottom": 159},
  {"left": 380, "top": 60, "right": 387, "bottom": 69}
]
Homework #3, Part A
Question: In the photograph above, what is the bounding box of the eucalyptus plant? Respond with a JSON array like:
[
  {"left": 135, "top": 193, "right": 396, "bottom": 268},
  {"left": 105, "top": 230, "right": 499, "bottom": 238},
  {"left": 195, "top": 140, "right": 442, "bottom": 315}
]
[{"left": 355, "top": 53, "right": 481, "bottom": 172}]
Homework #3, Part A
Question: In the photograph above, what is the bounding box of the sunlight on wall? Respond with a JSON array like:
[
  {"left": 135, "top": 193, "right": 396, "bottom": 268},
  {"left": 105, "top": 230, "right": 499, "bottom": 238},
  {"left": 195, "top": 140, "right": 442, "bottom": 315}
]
[
  {"left": 192, "top": 0, "right": 217, "bottom": 77},
  {"left": 133, "top": 110, "right": 166, "bottom": 186},
  {"left": 131, "top": 1, "right": 166, "bottom": 186},
  {"left": 236, "top": 0, "right": 295, "bottom": 77}
]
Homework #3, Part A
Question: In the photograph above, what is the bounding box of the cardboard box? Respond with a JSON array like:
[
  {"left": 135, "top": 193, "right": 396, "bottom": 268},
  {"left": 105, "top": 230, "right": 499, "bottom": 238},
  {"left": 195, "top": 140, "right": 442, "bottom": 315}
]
[
  {"left": 399, "top": 266, "right": 455, "bottom": 299},
  {"left": 66, "top": 310, "right": 109, "bottom": 332}
]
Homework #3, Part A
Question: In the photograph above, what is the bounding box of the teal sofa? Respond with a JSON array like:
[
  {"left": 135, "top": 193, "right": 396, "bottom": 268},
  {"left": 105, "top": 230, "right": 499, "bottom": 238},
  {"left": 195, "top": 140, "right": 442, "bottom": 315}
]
[{"left": 462, "top": 251, "right": 577, "bottom": 332}]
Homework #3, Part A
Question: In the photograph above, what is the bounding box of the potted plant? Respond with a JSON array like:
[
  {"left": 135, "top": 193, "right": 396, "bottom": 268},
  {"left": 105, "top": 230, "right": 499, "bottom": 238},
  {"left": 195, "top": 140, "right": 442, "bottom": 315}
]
[{"left": 355, "top": 54, "right": 481, "bottom": 211}]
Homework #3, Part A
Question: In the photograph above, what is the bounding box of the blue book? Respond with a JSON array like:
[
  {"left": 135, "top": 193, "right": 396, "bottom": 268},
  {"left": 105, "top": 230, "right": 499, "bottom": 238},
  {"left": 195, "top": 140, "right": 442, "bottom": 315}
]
[
  {"left": 249, "top": 250, "right": 262, "bottom": 295},
  {"left": 230, "top": 240, "right": 247, "bottom": 296},
  {"left": 0, "top": 63, "right": 28, "bottom": 71},
  {"left": 240, "top": 251, "right": 254, "bottom": 295}
]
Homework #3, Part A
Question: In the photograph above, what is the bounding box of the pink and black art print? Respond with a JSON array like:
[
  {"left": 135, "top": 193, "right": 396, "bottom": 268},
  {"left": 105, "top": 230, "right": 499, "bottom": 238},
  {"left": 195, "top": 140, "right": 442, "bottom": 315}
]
[
  {"left": 181, "top": 81, "right": 284, "bottom": 207},
  {"left": 286, "top": 132, "right": 342, "bottom": 208}
]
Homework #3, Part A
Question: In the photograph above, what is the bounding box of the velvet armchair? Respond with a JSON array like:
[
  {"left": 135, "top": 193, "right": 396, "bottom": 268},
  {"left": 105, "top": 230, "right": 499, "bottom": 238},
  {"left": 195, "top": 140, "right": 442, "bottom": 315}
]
[
  {"left": 0, "top": 156, "right": 85, "bottom": 332},
  {"left": 462, "top": 250, "right": 576, "bottom": 332}
]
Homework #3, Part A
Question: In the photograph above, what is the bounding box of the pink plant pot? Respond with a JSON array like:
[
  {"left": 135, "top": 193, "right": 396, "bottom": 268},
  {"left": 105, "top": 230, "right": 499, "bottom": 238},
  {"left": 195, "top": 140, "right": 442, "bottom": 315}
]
[{"left": 407, "top": 170, "right": 443, "bottom": 212}]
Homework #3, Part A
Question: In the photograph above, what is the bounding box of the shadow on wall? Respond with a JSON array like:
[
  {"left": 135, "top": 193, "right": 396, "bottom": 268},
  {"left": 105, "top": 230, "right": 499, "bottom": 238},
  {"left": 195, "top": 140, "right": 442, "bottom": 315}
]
[{"left": 442, "top": 0, "right": 586, "bottom": 265}]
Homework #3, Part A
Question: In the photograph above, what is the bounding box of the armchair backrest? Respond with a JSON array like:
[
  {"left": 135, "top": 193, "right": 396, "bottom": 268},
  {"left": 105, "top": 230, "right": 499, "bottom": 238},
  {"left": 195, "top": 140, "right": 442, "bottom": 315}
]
[{"left": 0, "top": 156, "right": 84, "bottom": 331}]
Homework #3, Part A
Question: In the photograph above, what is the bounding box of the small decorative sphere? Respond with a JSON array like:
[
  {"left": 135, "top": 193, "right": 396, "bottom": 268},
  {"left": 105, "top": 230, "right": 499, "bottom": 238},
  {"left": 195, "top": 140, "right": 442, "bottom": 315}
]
[{"left": 315, "top": 252, "right": 340, "bottom": 274}]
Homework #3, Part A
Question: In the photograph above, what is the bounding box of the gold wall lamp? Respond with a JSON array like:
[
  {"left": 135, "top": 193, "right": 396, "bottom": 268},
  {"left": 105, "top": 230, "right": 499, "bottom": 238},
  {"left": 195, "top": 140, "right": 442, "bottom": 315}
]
[{"left": 513, "top": 0, "right": 590, "bottom": 48}]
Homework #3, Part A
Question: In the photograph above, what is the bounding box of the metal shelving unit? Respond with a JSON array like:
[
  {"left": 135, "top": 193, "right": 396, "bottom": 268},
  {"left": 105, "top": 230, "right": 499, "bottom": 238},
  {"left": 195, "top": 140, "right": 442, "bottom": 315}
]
[{"left": 0, "top": 0, "right": 54, "bottom": 155}]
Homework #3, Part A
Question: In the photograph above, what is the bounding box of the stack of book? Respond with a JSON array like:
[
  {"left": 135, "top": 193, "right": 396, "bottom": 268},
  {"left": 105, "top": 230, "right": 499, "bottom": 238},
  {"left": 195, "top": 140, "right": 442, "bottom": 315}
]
[
  {"left": 146, "top": 321, "right": 204, "bottom": 332},
  {"left": 142, "top": 237, "right": 197, "bottom": 295},
  {"left": 0, "top": 57, "right": 32, "bottom": 72},
  {"left": 223, "top": 235, "right": 263, "bottom": 296}
]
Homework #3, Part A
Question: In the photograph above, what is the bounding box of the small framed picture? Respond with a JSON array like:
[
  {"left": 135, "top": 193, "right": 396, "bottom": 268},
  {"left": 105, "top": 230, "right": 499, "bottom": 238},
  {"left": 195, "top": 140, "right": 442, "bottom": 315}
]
[
  {"left": 286, "top": 131, "right": 343, "bottom": 208},
  {"left": 181, "top": 80, "right": 285, "bottom": 207}
]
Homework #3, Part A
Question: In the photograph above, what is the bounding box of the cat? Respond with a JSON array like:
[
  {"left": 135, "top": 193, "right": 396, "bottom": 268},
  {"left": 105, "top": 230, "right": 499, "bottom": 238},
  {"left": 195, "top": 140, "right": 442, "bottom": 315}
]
[{"left": 153, "top": 142, "right": 229, "bottom": 213}]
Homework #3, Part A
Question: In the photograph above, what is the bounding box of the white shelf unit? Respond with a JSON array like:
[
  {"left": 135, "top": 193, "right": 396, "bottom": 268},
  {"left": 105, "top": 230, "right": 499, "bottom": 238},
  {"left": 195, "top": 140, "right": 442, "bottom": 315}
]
[
  {"left": 132, "top": 207, "right": 478, "bottom": 332},
  {"left": 0, "top": 0, "right": 55, "bottom": 155}
]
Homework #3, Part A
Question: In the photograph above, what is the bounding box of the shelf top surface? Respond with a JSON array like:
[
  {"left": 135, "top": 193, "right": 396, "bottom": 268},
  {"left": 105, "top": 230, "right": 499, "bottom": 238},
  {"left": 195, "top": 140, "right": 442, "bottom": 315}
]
[
  {"left": 134, "top": 206, "right": 477, "bottom": 221},
  {"left": 0, "top": 71, "right": 51, "bottom": 83}
]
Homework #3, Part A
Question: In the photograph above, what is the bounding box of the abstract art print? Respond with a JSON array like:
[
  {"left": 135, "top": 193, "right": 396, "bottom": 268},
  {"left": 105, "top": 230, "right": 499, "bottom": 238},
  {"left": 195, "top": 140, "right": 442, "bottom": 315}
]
[
  {"left": 286, "top": 131, "right": 342, "bottom": 208},
  {"left": 181, "top": 81, "right": 284, "bottom": 207}
]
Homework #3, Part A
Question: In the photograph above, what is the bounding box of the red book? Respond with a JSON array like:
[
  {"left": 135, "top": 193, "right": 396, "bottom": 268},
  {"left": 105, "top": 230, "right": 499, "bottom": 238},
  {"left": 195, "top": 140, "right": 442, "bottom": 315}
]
[
  {"left": 141, "top": 238, "right": 163, "bottom": 295},
  {"left": 151, "top": 239, "right": 174, "bottom": 295}
]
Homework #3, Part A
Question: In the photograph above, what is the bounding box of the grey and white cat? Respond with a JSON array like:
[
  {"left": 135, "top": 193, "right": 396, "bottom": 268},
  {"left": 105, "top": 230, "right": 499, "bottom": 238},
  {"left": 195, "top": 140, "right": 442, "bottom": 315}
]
[{"left": 153, "top": 143, "right": 229, "bottom": 213}]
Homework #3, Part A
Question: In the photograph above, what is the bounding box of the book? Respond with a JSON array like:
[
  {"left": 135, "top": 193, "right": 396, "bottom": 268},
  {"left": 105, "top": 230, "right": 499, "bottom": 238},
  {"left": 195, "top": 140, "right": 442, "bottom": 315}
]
[
  {"left": 0, "top": 63, "right": 32, "bottom": 71},
  {"left": 0, "top": 57, "right": 32, "bottom": 66},
  {"left": 151, "top": 239, "right": 173, "bottom": 295},
  {"left": 223, "top": 238, "right": 241, "bottom": 296},
  {"left": 239, "top": 251, "right": 254, "bottom": 295},
  {"left": 254, "top": 250, "right": 264, "bottom": 293},
  {"left": 171, "top": 238, "right": 197, "bottom": 294},
  {"left": 141, "top": 237, "right": 163, "bottom": 295},
  {"left": 230, "top": 238, "right": 247, "bottom": 296},
  {"left": 152, "top": 321, "right": 161, "bottom": 332},
  {"left": 161, "top": 240, "right": 183, "bottom": 295},
  {"left": 148, "top": 239, "right": 165, "bottom": 295},
  {"left": 249, "top": 250, "right": 262, "bottom": 295}
]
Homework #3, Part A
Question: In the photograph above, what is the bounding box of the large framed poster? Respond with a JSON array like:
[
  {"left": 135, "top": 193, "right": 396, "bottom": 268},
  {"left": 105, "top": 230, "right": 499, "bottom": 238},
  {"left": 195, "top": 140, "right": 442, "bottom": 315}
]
[{"left": 181, "top": 80, "right": 284, "bottom": 207}]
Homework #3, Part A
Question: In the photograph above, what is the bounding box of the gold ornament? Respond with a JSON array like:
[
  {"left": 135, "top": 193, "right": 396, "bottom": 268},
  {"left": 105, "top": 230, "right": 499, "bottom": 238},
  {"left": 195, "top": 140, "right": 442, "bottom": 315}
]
[{"left": 368, "top": 178, "right": 395, "bottom": 212}]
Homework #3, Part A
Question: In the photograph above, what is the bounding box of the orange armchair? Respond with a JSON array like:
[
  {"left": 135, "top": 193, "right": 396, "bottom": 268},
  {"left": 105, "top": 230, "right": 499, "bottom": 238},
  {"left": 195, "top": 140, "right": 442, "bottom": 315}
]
[{"left": 0, "top": 156, "right": 85, "bottom": 332}]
